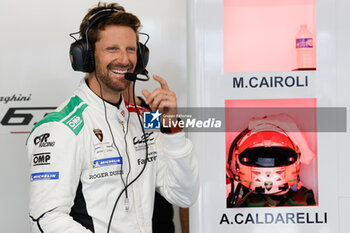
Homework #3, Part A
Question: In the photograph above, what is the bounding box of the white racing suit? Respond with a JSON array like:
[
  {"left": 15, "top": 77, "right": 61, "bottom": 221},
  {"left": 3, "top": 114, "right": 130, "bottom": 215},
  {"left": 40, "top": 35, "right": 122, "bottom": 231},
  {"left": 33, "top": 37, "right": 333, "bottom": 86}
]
[{"left": 26, "top": 79, "right": 199, "bottom": 233}]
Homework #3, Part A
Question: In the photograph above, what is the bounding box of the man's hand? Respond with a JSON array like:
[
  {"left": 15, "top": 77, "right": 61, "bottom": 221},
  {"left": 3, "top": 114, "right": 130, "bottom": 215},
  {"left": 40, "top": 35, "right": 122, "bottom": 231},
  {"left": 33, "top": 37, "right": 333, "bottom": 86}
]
[{"left": 142, "top": 75, "right": 178, "bottom": 125}]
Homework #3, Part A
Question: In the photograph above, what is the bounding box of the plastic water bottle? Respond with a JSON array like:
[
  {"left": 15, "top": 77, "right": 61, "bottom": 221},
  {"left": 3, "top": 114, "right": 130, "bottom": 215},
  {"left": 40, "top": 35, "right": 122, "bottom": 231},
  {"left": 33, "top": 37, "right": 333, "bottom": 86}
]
[{"left": 296, "top": 24, "right": 315, "bottom": 69}]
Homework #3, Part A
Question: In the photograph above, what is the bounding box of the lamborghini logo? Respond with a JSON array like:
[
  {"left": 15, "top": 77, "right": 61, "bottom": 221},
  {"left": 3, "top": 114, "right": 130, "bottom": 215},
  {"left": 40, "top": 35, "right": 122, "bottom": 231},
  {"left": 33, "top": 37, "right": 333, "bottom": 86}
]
[{"left": 93, "top": 129, "right": 103, "bottom": 142}]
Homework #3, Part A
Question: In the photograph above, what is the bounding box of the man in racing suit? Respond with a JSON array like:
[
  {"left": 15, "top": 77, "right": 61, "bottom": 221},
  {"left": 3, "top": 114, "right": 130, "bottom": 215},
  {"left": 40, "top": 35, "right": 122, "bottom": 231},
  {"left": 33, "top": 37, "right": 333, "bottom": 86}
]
[{"left": 26, "top": 2, "right": 199, "bottom": 233}]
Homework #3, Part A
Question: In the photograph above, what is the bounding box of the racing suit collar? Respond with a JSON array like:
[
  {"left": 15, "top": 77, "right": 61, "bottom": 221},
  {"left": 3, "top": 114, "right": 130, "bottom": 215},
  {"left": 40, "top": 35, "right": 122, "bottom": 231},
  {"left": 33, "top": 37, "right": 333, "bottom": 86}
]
[{"left": 75, "top": 78, "right": 128, "bottom": 122}]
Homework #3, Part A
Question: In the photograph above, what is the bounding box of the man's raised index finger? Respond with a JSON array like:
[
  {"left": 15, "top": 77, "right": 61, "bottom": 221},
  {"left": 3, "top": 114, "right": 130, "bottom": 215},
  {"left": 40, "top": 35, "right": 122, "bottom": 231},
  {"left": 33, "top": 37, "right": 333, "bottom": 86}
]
[{"left": 153, "top": 75, "right": 169, "bottom": 90}]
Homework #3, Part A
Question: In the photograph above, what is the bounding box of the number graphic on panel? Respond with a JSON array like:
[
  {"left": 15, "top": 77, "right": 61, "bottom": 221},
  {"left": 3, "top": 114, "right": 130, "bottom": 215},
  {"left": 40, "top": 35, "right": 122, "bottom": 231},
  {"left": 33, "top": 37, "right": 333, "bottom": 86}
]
[{"left": 1, "top": 107, "right": 56, "bottom": 126}]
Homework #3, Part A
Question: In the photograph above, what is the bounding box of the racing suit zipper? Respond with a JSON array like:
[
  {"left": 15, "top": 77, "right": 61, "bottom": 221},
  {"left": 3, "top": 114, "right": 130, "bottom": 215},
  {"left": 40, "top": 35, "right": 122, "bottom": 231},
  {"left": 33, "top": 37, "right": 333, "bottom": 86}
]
[
  {"left": 120, "top": 121, "right": 130, "bottom": 212},
  {"left": 121, "top": 122, "right": 125, "bottom": 132}
]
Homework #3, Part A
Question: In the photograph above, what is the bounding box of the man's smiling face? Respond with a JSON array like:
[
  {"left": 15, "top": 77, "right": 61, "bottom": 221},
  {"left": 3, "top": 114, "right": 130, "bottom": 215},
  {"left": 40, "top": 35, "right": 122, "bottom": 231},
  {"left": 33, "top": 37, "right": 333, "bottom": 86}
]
[{"left": 94, "top": 25, "right": 138, "bottom": 92}]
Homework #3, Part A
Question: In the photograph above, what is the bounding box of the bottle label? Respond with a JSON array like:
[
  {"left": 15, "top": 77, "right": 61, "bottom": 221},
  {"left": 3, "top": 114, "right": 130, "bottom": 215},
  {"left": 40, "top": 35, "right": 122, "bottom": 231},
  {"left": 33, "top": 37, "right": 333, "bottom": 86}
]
[{"left": 296, "top": 38, "right": 313, "bottom": 48}]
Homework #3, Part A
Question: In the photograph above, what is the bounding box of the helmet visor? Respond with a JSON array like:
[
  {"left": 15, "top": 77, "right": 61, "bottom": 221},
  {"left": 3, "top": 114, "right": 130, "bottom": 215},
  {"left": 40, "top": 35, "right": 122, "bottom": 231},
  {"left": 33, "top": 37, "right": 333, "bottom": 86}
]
[{"left": 239, "top": 147, "right": 298, "bottom": 167}]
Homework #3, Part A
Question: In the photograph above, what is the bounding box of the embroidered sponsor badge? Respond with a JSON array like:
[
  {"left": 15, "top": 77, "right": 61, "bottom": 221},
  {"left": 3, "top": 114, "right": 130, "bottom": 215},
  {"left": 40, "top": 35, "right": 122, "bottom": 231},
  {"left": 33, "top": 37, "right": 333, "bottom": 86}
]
[
  {"left": 93, "top": 129, "right": 103, "bottom": 142},
  {"left": 31, "top": 172, "right": 59, "bottom": 181}
]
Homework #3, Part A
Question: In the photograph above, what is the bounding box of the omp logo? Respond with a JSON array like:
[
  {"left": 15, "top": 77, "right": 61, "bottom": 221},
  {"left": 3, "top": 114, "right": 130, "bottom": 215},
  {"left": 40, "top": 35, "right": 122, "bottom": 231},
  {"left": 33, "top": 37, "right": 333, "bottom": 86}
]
[
  {"left": 33, "top": 152, "right": 51, "bottom": 166},
  {"left": 92, "top": 157, "right": 123, "bottom": 168},
  {"left": 31, "top": 172, "right": 59, "bottom": 181},
  {"left": 67, "top": 116, "right": 82, "bottom": 129},
  {"left": 143, "top": 111, "right": 161, "bottom": 129},
  {"left": 34, "top": 133, "right": 55, "bottom": 147}
]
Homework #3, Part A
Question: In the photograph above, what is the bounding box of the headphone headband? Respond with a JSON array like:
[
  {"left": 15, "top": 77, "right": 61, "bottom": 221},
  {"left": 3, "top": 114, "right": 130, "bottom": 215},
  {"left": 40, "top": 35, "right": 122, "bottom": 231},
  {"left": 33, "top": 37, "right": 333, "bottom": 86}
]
[
  {"left": 83, "top": 9, "right": 119, "bottom": 39},
  {"left": 87, "top": 9, "right": 119, "bottom": 22}
]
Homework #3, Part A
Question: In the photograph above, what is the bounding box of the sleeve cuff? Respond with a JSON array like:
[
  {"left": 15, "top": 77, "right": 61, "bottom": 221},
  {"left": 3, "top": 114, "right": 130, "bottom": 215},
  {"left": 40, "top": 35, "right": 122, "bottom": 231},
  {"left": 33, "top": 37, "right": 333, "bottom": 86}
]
[
  {"left": 161, "top": 117, "right": 183, "bottom": 134},
  {"left": 162, "top": 131, "right": 188, "bottom": 154}
]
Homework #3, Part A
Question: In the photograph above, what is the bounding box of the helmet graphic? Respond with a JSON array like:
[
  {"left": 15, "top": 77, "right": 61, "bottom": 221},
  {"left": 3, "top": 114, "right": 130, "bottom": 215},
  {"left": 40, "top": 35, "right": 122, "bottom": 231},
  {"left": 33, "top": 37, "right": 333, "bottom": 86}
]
[{"left": 227, "top": 123, "right": 301, "bottom": 195}]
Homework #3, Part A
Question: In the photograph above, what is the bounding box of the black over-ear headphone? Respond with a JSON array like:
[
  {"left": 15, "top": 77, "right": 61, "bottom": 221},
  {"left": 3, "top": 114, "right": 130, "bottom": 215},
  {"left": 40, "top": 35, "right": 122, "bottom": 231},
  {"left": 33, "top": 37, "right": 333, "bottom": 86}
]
[{"left": 69, "top": 8, "right": 149, "bottom": 77}]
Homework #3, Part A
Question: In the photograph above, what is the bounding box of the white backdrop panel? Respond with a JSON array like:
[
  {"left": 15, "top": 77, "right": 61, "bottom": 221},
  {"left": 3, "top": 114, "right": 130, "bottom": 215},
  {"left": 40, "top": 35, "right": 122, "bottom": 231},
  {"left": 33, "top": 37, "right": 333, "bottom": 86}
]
[
  {"left": 188, "top": 0, "right": 347, "bottom": 233},
  {"left": 0, "top": 1, "right": 187, "bottom": 232}
]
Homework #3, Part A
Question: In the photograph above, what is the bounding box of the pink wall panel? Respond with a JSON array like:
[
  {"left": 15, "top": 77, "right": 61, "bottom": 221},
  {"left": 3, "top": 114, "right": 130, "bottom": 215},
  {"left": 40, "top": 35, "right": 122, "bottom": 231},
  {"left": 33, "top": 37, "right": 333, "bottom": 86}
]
[{"left": 224, "top": 0, "right": 316, "bottom": 72}]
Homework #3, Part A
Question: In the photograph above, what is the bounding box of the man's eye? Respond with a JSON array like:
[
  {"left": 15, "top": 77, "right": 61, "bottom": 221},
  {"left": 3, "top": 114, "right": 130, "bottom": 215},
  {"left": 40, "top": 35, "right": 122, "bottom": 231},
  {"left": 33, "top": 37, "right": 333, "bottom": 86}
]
[
  {"left": 106, "top": 47, "right": 118, "bottom": 52},
  {"left": 127, "top": 47, "right": 136, "bottom": 53}
]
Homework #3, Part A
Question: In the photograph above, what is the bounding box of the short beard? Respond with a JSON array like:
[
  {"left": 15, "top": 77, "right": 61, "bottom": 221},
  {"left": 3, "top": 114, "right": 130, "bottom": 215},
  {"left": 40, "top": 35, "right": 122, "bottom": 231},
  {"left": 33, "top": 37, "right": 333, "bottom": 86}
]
[{"left": 94, "top": 61, "right": 131, "bottom": 92}]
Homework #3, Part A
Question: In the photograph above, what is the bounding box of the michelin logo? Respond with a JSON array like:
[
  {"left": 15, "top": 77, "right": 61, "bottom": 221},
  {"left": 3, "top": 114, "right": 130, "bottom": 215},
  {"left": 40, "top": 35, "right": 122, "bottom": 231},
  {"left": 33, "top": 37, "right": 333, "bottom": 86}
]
[
  {"left": 143, "top": 110, "right": 161, "bottom": 129},
  {"left": 92, "top": 157, "right": 123, "bottom": 168},
  {"left": 31, "top": 172, "right": 59, "bottom": 181}
]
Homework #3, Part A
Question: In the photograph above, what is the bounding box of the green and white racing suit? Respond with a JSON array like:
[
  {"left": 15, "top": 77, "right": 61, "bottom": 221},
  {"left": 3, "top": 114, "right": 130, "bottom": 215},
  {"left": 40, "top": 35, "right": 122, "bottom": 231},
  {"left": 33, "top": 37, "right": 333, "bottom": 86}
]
[{"left": 27, "top": 79, "right": 199, "bottom": 233}]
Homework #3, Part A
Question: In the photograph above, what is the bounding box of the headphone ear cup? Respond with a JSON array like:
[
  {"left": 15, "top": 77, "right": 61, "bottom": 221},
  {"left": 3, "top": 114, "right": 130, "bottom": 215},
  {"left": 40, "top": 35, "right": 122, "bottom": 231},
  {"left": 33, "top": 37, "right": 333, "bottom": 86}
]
[
  {"left": 134, "top": 42, "right": 149, "bottom": 74},
  {"left": 70, "top": 39, "right": 95, "bottom": 73}
]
